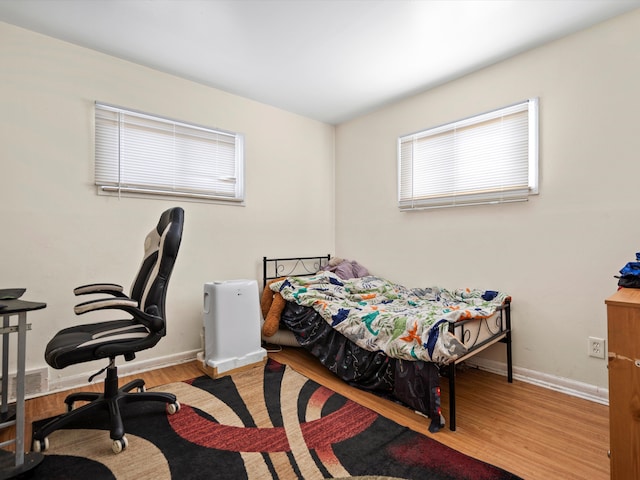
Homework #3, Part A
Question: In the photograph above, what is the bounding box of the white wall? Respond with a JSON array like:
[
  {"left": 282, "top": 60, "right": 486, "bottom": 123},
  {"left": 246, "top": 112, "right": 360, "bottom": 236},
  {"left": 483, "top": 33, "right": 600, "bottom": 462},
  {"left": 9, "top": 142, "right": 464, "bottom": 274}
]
[
  {"left": 0, "top": 22, "right": 335, "bottom": 388},
  {"left": 334, "top": 9, "right": 640, "bottom": 392},
  {"left": 4, "top": 8, "right": 638, "bottom": 397}
]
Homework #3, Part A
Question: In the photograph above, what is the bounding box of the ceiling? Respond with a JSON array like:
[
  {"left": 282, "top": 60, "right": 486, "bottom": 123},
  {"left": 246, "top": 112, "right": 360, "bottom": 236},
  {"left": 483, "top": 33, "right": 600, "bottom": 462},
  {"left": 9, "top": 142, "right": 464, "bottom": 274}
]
[{"left": 1, "top": 0, "right": 639, "bottom": 124}]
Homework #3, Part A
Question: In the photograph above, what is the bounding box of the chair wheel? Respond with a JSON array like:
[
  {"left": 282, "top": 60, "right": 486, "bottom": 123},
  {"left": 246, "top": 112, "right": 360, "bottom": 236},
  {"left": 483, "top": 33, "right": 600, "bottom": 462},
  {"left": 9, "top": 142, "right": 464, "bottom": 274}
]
[
  {"left": 112, "top": 435, "right": 128, "bottom": 454},
  {"left": 32, "top": 437, "right": 49, "bottom": 453},
  {"left": 137, "top": 385, "right": 146, "bottom": 393},
  {"left": 167, "top": 401, "right": 180, "bottom": 415}
]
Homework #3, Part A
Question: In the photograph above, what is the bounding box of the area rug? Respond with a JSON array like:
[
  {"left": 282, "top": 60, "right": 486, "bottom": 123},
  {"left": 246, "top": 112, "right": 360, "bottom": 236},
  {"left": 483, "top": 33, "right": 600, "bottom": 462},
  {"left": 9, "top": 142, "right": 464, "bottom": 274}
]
[{"left": 29, "top": 359, "right": 521, "bottom": 480}]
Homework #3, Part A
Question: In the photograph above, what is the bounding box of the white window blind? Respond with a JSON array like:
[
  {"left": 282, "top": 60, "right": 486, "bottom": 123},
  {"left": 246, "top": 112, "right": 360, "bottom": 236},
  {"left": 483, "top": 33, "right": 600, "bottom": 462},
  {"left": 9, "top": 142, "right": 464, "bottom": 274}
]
[
  {"left": 398, "top": 98, "right": 538, "bottom": 210},
  {"left": 95, "top": 102, "right": 244, "bottom": 203}
]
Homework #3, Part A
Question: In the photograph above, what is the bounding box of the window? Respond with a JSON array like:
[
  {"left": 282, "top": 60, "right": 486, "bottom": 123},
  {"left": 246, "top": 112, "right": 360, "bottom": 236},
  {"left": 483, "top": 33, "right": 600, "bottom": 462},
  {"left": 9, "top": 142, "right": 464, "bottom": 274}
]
[
  {"left": 95, "top": 102, "right": 244, "bottom": 204},
  {"left": 398, "top": 98, "right": 538, "bottom": 210}
]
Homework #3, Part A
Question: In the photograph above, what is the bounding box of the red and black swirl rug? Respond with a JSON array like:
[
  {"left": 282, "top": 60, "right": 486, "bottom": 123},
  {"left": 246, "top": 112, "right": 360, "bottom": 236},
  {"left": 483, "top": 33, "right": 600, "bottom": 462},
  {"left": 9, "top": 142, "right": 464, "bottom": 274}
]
[{"left": 29, "top": 359, "right": 521, "bottom": 480}]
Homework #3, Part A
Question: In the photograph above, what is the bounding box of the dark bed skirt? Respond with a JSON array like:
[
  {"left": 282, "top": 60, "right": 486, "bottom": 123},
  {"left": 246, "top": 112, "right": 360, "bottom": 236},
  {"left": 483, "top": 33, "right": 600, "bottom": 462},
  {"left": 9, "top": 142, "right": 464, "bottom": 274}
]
[{"left": 280, "top": 302, "right": 443, "bottom": 431}]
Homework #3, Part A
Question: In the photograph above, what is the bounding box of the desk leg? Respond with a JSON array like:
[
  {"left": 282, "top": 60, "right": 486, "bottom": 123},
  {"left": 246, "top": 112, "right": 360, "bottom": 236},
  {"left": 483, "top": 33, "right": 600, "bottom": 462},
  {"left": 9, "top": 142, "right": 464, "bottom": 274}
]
[
  {"left": 0, "top": 306, "right": 44, "bottom": 479},
  {"left": 1, "top": 316, "right": 8, "bottom": 418},
  {"left": 14, "top": 312, "right": 26, "bottom": 466}
]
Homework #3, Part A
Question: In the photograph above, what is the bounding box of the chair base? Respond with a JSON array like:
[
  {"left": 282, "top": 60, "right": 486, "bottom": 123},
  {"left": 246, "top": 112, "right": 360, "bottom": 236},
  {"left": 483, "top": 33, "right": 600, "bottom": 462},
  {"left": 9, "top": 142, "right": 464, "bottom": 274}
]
[{"left": 32, "top": 362, "right": 177, "bottom": 450}]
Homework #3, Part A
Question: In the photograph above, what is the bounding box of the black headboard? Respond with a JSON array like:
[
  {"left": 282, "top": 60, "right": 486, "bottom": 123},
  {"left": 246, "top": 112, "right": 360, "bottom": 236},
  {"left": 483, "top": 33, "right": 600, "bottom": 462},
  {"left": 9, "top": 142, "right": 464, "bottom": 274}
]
[{"left": 263, "top": 255, "right": 331, "bottom": 287}]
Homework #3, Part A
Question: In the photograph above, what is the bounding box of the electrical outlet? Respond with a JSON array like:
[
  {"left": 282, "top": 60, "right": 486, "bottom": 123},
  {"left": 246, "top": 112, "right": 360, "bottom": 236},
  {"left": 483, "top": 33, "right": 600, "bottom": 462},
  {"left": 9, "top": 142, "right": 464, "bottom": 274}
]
[{"left": 588, "top": 337, "right": 606, "bottom": 359}]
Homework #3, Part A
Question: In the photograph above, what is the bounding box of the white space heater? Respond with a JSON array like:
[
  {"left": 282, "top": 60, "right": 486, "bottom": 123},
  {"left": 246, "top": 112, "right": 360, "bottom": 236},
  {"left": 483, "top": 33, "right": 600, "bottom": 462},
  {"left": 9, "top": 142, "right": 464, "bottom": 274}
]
[{"left": 202, "top": 279, "right": 267, "bottom": 377}]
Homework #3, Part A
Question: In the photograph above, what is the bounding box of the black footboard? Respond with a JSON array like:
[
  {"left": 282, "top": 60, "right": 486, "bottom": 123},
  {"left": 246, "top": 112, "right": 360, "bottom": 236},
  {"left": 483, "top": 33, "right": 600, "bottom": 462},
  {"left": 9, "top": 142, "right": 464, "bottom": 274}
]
[{"left": 444, "top": 298, "right": 513, "bottom": 431}]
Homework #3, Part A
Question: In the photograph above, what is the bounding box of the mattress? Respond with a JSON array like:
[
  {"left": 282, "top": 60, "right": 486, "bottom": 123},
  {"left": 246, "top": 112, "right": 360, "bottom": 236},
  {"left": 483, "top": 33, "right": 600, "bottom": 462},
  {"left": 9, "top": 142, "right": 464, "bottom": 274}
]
[{"left": 265, "top": 309, "right": 507, "bottom": 359}]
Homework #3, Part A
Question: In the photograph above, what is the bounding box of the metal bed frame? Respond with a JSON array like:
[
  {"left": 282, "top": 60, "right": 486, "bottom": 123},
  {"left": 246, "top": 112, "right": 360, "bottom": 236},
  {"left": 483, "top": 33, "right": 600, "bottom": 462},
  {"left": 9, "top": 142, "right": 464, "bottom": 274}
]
[
  {"left": 444, "top": 298, "right": 512, "bottom": 430},
  {"left": 263, "top": 255, "right": 331, "bottom": 286},
  {"left": 262, "top": 255, "right": 513, "bottom": 431}
]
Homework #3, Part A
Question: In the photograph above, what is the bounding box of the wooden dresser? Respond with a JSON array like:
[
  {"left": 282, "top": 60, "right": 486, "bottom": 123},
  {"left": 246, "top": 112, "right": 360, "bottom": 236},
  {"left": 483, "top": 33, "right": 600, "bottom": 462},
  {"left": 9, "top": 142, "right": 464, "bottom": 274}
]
[{"left": 605, "top": 288, "right": 640, "bottom": 479}]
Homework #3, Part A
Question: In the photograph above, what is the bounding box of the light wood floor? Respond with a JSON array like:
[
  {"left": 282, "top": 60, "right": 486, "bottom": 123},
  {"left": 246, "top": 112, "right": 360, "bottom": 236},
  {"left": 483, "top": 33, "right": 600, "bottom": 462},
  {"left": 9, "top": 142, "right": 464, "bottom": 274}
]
[{"left": 15, "top": 347, "right": 609, "bottom": 480}]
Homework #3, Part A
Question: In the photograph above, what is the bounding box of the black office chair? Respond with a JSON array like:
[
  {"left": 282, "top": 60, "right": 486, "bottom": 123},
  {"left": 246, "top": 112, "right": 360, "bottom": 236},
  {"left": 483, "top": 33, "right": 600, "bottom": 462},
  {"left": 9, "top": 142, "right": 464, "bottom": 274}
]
[{"left": 32, "top": 207, "right": 184, "bottom": 454}]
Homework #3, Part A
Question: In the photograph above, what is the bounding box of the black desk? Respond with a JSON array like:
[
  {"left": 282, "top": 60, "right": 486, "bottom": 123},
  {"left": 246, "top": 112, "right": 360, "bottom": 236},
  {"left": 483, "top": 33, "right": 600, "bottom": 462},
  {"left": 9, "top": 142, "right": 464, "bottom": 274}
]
[{"left": 0, "top": 299, "right": 46, "bottom": 479}]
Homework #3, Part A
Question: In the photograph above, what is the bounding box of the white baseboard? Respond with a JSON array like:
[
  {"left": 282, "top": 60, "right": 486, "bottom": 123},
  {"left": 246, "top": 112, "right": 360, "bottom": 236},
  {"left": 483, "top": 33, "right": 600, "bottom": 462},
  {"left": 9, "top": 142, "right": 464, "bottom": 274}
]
[
  {"left": 465, "top": 357, "right": 609, "bottom": 406},
  {"left": 44, "top": 349, "right": 201, "bottom": 396},
  {"left": 43, "top": 349, "right": 610, "bottom": 407}
]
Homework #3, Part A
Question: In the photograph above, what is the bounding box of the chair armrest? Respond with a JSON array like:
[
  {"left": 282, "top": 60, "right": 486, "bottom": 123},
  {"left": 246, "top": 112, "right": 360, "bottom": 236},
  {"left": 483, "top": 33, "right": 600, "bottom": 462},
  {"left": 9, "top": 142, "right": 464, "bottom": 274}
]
[
  {"left": 74, "top": 283, "right": 127, "bottom": 297},
  {"left": 74, "top": 297, "right": 164, "bottom": 333},
  {"left": 74, "top": 297, "right": 138, "bottom": 315}
]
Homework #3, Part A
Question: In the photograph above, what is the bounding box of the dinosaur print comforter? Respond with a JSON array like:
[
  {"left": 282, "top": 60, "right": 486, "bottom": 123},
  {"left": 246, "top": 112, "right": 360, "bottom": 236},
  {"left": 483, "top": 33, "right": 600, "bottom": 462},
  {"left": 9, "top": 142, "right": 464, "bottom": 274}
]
[{"left": 271, "top": 271, "right": 509, "bottom": 365}]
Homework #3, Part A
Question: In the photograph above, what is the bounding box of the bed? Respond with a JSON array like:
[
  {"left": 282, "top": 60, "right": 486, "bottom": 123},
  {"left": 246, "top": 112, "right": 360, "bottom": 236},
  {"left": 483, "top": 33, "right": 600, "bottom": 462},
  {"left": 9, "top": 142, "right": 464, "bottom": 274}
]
[{"left": 262, "top": 255, "right": 513, "bottom": 431}]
